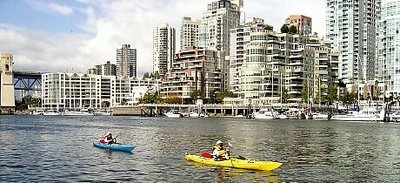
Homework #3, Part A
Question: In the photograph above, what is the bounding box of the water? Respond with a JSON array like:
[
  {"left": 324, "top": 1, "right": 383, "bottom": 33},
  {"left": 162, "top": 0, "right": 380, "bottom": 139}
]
[{"left": 1, "top": 116, "right": 400, "bottom": 182}]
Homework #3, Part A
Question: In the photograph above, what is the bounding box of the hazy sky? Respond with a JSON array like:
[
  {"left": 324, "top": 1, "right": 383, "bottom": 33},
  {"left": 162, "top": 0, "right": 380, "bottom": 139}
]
[{"left": 0, "top": 0, "right": 326, "bottom": 76}]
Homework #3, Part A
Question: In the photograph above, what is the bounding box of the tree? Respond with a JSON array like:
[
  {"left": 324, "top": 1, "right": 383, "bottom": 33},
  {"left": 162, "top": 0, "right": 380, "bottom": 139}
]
[
  {"left": 142, "top": 72, "right": 150, "bottom": 79},
  {"left": 15, "top": 94, "right": 41, "bottom": 111},
  {"left": 140, "top": 87, "right": 161, "bottom": 104},
  {"left": 315, "top": 85, "right": 327, "bottom": 105},
  {"left": 281, "top": 87, "right": 289, "bottom": 103},
  {"left": 154, "top": 71, "right": 160, "bottom": 79},
  {"left": 163, "top": 96, "right": 182, "bottom": 104},
  {"left": 190, "top": 90, "right": 201, "bottom": 102},
  {"left": 280, "top": 24, "right": 289, "bottom": 33},
  {"left": 340, "top": 90, "right": 357, "bottom": 109},
  {"left": 373, "top": 82, "right": 381, "bottom": 100},
  {"left": 301, "top": 80, "right": 309, "bottom": 105},
  {"left": 326, "top": 84, "right": 338, "bottom": 106},
  {"left": 215, "top": 90, "right": 237, "bottom": 104},
  {"left": 289, "top": 25, "right": 297, "bottom": 34},
  {"left": 121, "top": 98, "right": 128, "bottom": 105},
  {"left": 101, "top": 101, "right": 110, "bottom": 107},
  {"left": 264, "top": 24, "right": 273, "bottom": 31}
]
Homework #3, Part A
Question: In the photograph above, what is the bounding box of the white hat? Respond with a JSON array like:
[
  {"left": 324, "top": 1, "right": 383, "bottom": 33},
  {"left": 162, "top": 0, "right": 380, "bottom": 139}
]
[{"left": 215, "top": 140, "right": 223, "bottom": 145}]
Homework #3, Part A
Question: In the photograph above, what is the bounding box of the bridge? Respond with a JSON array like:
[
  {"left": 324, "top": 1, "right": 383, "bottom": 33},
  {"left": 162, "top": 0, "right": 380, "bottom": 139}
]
[{"left": 13, "top": 71, "right": 43, "bottom": 92}]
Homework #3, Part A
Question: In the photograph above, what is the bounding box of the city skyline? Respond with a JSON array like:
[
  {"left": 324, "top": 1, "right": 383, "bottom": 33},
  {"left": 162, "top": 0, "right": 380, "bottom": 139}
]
[{"left": 0, "top": 0, "right": 326, "bottom": 76}]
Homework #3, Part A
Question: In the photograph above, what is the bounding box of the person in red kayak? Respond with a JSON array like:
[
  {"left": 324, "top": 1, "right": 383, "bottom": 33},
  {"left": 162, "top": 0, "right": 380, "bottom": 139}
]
[
  {"left": 104, "top": 132, "right": 117, "bottom": 144},
  {"left": 212, "top": 140, "right": 230, "bottom": 160}
]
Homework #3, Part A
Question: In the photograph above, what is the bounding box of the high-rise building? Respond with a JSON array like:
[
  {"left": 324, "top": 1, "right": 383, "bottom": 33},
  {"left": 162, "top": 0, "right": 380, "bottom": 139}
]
[
  {"left": 199, "top": 0, "right": 241, "bottom": 90},
  {"left": 229, "top": 17, "right": 266, "bottom": 93},
  {"left": 88, "top": 61, "right": 116, "bottom": 76},
  {"left": 199, "top": 0, "right": 241, "bottom": 54},
  {"left": 378, "top": 0, "right": 400, "bottom": 96},
  {"left": 153, "top": 24, "right": 176, "bottom": 78},
  {"left": 116, "top": 44, "right": 137, "bottom": 78},
  {"left": 180, "top": 17, "right": 200, "bottom": 51},
  {"left": 286, "top": 15, "right": 312, "bottom": 36},
  {"left": 326, "top": 0, "right": 381, "bottom": 83}
]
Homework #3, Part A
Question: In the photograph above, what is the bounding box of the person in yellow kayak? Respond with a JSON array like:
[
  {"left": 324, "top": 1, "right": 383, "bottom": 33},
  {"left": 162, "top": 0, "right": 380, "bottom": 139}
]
[
  {"left": 104, "top": 132, "right": 117, "bottom": 144},
  {"left": 212, "top": 140, "right": 230, "bottom": 160}
]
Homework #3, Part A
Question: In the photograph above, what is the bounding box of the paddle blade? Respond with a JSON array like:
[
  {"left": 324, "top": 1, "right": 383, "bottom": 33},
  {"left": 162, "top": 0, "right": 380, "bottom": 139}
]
[{"left": 201, "top": 153, "right": 213, "bottom": 159}]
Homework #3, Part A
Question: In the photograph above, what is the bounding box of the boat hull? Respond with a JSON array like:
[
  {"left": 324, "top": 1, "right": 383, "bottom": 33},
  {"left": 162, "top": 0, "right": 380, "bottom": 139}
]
[
  {"left": 185, "top": 154, "right": 282, "bottom": 171},
  {"left": 93, "top": 141, "right": 135, "bottom": 152},
  {"left": 312, "top": 114, "right": 329, "bottom": 120}
]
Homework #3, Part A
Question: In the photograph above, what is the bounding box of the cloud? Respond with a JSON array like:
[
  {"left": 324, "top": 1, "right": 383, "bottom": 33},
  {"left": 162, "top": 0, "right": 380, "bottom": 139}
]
[
  {"left": 0, "top": 0, "right": 326, "bottom": 76},
  {"left": 48, "top": 2, "right": 74, "bottom": 15},
  {"left": 26, "top": 0, "right": 74, "bottom": 16},
  {"left": 0, "top": 24, "right": 91, "bottom": 72}
]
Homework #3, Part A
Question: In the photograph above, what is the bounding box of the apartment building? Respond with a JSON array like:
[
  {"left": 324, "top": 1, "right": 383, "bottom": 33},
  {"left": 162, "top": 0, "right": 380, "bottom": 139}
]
[
  {"left": 180, "top": 17, "right": 200, "bottom": 51},
  {"left": 160, "top": 46, "right": 222, "bottom": 102},
  {"left": 41, "top": 73, "right": 161, "bottom": 110},
  {"left": 87, "top": 61, "right": 116, "bottom": 76},
  {"left": 229, "top": 17, "right": 266, "bottom": 93},
  {"left": 235, "top": 31, "right": 339, "bottom": 105},
  {"left": 116, "top": 44, "right": 137, "bottom": 78},
  {"left": 378, "top": 0, "right": 400, "bottom": 96},
  {"left": 153, "top": 24, "right": 176, "bottom": 77},
  {"left": 326, "top": 0, "right": 381, "bottom": 83},
  {"left": 286, "top": 15, "right": 312, "bottom": 36}
]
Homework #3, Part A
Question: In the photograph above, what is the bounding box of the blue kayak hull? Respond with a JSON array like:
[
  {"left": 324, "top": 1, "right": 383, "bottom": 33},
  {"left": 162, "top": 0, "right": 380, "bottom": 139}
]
[{"left": 93, "top": 141, "right": 135, "bottom": 152}]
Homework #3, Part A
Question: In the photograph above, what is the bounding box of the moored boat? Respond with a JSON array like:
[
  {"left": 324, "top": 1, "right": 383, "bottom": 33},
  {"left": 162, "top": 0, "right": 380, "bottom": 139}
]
[
  {"left": 185, "top": 154, "right": 282, "bottom": 171},
  {"left": 330, "top": 108, "right": 384, "bottom": 121},
  {"left": 253, "top": 109, "right": 275, "bottom": 120},
  {"left": 93, "top": 140, "right": 135, "bottom": 152},
  {"left": 165, "top": 110, "right": 182, "bottom": 118},
  {"left": 312, "top": 113, "right": 329, "bottom": 120}
]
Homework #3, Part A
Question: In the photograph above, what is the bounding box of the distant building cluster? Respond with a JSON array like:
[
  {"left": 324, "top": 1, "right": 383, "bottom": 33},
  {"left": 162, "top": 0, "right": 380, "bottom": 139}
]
[{"left": 37, "top": 0, "right": 400, "bottom": 109}]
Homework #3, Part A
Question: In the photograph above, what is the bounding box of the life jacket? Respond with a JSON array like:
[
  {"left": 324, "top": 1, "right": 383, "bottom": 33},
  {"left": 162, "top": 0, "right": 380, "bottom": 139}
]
[
  {"left": 213, "top": 145, "right": 226, "bottom": 157},
  {"left": 105, "top": 135, "right": 112, "bottom": 141}
]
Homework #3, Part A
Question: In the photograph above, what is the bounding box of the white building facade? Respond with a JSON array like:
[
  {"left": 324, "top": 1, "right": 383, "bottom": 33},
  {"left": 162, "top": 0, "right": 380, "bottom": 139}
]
[
  {"left": 326, "top": 0, "right": 381, "bottom": 83},
  {"left": 153, "top": 24, "right": 176, "bottom": 77},
  {"left": 180, "top": 17, "right": 200, "bottom": 51},
  {"left": 229, "top": 17, "right": 266, "bottom": 93},
  {"left": 379, "top": 0, "right": 400, "bottom": 96},
  {"left": 41, "top": 73, "right": 161, "bottom": 110}
]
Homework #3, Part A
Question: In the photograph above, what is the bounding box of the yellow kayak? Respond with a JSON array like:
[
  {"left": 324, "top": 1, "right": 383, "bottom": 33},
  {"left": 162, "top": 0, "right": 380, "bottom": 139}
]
[{"left": 185, "top": 154, "right": 283, "bottom": 171}]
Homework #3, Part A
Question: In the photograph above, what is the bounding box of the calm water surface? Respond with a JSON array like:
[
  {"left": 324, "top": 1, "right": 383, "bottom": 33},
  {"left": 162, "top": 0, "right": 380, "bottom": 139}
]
[{"left": 1, "top": 116, "right": 400, "bottom": 182}]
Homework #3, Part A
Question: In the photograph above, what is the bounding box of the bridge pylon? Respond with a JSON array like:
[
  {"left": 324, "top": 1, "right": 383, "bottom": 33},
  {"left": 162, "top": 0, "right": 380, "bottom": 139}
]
[{"left": 0, "top": 53, "right": 15, "bottom": 114}]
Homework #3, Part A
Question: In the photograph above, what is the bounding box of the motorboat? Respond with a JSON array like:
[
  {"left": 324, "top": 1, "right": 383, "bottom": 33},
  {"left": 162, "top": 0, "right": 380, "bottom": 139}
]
[
  {"left": 165, "top": 110, "right": 182, "bottom": 118},
  {"left": 93, "top": 111, "right": 112, "bottom": 116},
  {"left": 63, "top": 109, "right": 94, "bottom": 116},
  {"left": 42, "top": 110, "right": 61, "bottom": 116},
  {"left": 189, "top": 110, "right": 199, "bottom": 118},
  {"left": 284, "top": 108, "right": 301, "bottom": 119},
  {"left": 330, "top": 108, "right": 384, "bottom": 121},
  {"left": 312, "top": 112, "right": 329, "bottom": 120},
  {"left": 389, "top": 111, "right": 400, "bottom": 122},
  {"left": 199, "top": 111, "right": 209, "bottom": 118},
  {"left": 253, "top": 109, "right": 275, "bottom": 120}
]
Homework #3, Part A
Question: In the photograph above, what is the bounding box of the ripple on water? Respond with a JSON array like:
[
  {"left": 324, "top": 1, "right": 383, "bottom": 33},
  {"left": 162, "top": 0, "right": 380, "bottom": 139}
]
[{"left": 1, "top": 116, "right": 400, "bottom": 182}]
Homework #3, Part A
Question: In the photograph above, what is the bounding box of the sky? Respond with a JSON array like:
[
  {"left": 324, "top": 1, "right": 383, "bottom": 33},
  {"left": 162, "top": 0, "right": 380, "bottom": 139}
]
[{"left": 0, "top": 0, "right": 326, "bottom": 76}]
